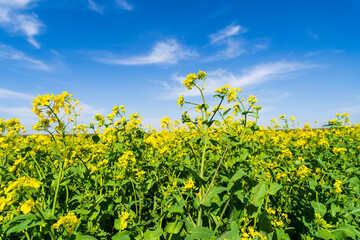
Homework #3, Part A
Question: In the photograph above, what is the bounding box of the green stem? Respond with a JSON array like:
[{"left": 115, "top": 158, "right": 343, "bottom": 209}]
[
  {"left": 25, "top": 230, "right": 31, "bottom": 240},
  {"left": 162, "top": 167, "right": 196, "bottom": 227},
  {"left": 201, "top": 141, "right": 230, "bottom": 204},
  {"left": 210, "top": 197, "right": 231, "bottom": 239},
  {"left": 168, "top": 216, "right": 180, "bottom": 240},
  {"left": 33, "top": 203, "right": 56, "bottom": 240},
  {"left": 52, "top": 163, "right": 64, "bottom": 215},
  {"left": 29, "top": 153, "right": 45, "bottom": 179},
  {"left": 208, "top": 97, "right": 224, "bottom": 125}
]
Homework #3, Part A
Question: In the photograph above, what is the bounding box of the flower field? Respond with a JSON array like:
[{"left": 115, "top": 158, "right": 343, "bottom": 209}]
[{"left": 0, "top": 72, "right": 360, "bottom": 240}]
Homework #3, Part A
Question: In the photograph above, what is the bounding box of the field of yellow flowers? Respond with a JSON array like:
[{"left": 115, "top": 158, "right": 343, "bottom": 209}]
[{"left": 0, "top": 71, "right": 360, "bottom": 240}]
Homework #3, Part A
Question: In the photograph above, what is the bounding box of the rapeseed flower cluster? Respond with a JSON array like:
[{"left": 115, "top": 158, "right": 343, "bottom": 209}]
[
  {"left": 53, "top": 212, "right": 79, "bottom": 234},
  {"left": 183, "top": 178, "right": 197, "bottom": 191},
  {"left": 240, "top": 226, "right": 267, "bottom": 240},
  {"left": 182, "top": 70, "right": 207, "bottom": 90},
  {"left": 118, "top": 211, "right": 131, "bottom": 230},
  {"left": 314, "top": 213, "right": 333, "bottom": 230},
  {"left": 334, "top": 180, "right": 343, "bottom": 193}
]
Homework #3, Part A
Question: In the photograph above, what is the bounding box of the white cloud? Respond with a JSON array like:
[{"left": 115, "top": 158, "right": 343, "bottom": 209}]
[
  {"left": 305, "top": 49, "right": 343, "bottom": 57},
  {"left": 0, "top": 0, "right": 34, "bottom": 8},
  {"left": 0, "top": 43, "right": 51, "bottom": 70},
  {"left": 206, "top": 39, "right": 245, "bottom": 61},
  {"left": 0, "top": 0, "right": 43, "bottom": 48},
  {"left": 337, "top": 105, "right": 360, "bottom": 116},
  {"left": 0, "top": 106, "right": 34, "bottom": 118},
  {"left": 78, "top": 102, "right": 106, "bottom": 116},
  {"left": 0, "top": 88, "right": 35, "bottom": 100},
  {"left": 116, "top": 0, "right": 133, "bottom": 11},
  {"left": 87, "top": 0, "right": 104, "bottom": 14},
  {"left": 95, "top": 39, "right": 197, "bottom": 65},
  {"left": 161, "top": 61, "right": 318, "bottom": 99},
  {"left": 206, "top": 24, "right": 249, "bottom": 61},
  {"left": 209, "top": 24, "right": 247, "bottom": 44},
  {"left": 307, "top": 30, "right": 319, "bottom": 40}
]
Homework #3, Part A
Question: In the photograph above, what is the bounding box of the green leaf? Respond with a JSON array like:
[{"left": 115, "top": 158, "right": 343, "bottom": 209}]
[
  {"left": 315, "top": 155, "right": 327, "bottom": 170},
  {"left": 308, "top": 178, "right": 318, "bottom": 190},
  {"left": 245, "top": 204, "right": 259, "bottom": 217},
  {"left": 258, "top": 154, "right": 270, "bottom": 160},
  {"left": 216, "top": 230, "right": 231, "bottom": 240},
  {"left": 268, "top": 183, "right": 282, "bottom": 195},
  {"left": 251, "top": 181, "right": 268, "bottom": 206},
  {"left": 348, "top": 207, "right": 360, "bottom": 215},
  {"left": 227, "top": 169, "right": 247, "bottom": 191},
  {"left": 311, "top": 201, "right": 327, "bottom": 217},
  {"left": 227, "top": 221, "right": 240, "bottom": 240},
  {"left": 313, "top": 229, "right": 334, "bottom": 239},
  {"left": 75, "top": 234, "right": 98, "bottom": 240},
  {"left": 258, "top": 211, "right": 273, "bottom": 233},
  {"left": 112, "top": 231, "right": 131, "bottom": 240},
  {"left": 239, "top": 151, "right": 248, "bottom": 161},
  {"left": 143, "top": 229, "right": 163, "bottom": 240},
  {"left": 234, "top": 190, "right": 245, "bottom": 202},
  {"left": 202, "top": 187, "right": 227, "bottom": 207},
  {"left": 188, "top": 136, "right": 201, "bottom": 144},
  {"left": 167, "top": 205, "right": 184, "bottom": 214},
  {"left": 92, "top": 135, "right": 100, "bottom": 143},
  {"left": 165, "top": 221, "right": 183, "bottom": 234},
  {"left": 114, "top": 219, "right": 121, "bottom": 230},
  {"left": 6, "top": 219, "right": 43, "bottom": 235},
  {"left": 275, "top": 229, "right": 290, "bottom": 240},
  {"left": 3, "top": 214, "right": 37, "bottom": 229},
  {"left": 330, "top": 203, "right": 339, "bottom": 218},
  {"left": 185, "top": 226, "right": 214, "bottom": 240},
  {"left": 185, "top": 166, "right": 207, "bottom": 185},
  {"left": 331, "top": 225, "right": 360, "bottom": 240},
  {"left": 222, "top": 108, "right": 232, "bottom": 117},
  {"left": 184, "top": 217, "right": 195, "bottom": 233}
]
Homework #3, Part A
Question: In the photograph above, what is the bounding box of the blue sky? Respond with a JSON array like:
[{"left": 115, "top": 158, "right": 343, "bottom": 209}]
[{"left": 0, "top": 0, "right": 359, "bottom": 131}]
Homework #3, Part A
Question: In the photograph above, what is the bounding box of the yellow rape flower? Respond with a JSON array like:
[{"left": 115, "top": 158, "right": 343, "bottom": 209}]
[
  {"left": 183, "top": 178, "right": 197, "bottom": 191},
  {"left": 20, "top": 198, "right": 35, "bottom": 214},
  {"left": 5, "top": 177, "right": 42, "bottom": 195},
  {"left": 197, "top": 70, "right": 207, "bottom": 79},
  {"left": 183, "top": 73, "right": 197, "bottom": 90},
  {"left": 177, "top": 95, "right": 184, "bottom": 108},
  {"left": 334, "top": 180, "right": 342, "bottom": 193},
  {"left": 119, "top": 211, "right": 130, "bottom": 230},
  {"left": 297, "top": 165, "right": 311, "bottom": 179},
  {"left": 53, "top": 212, "right": 78, "bottom": 234},
  {"left": 314, "top": 213, "right": 333, "bottom": 229}
]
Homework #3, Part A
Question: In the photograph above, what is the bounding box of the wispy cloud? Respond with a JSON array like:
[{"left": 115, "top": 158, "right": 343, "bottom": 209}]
[
  {"left": 95, "top": 39, "right": 197, "bottom": 65},
  {"left": 305, "top": 49, "right": 343, "bottom": 57},
  {"left": 206, "top": 24, "right": 249, "bottom": 61},
  {"left": 116, "top": 0, "right": 133, "bottom": 11},
  {"left": 0, "top": 0, "right": 43, "bottom": 48},
  {"left": 337, "top": 95, "right": 360, "bottom": 119},
  {"left": 0, "top": 88, "right": 34, "bottom": 100},
  {"left": 209, "top": 24, "right": 247, "bottom": 44},
  {"left": 0, "top": 0, "right": 34, "bottom": 8},
  {"left": 0, "top": 43, "right": 51, "bottom": 70},
  {"left": 87, "top": 0, "right": 104, "bottom": 14},
  {"left": 0, "top": 106, "right": 34, "bottom": 118},
  {"left": 307, "top": 30, "right": 319, "bottom": 40},
  {"left": 161, "top": 61, "right": 318, "bottom": 99},
  {"left": 206, "top": 39, "right": 245, "bottom": 61}
]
